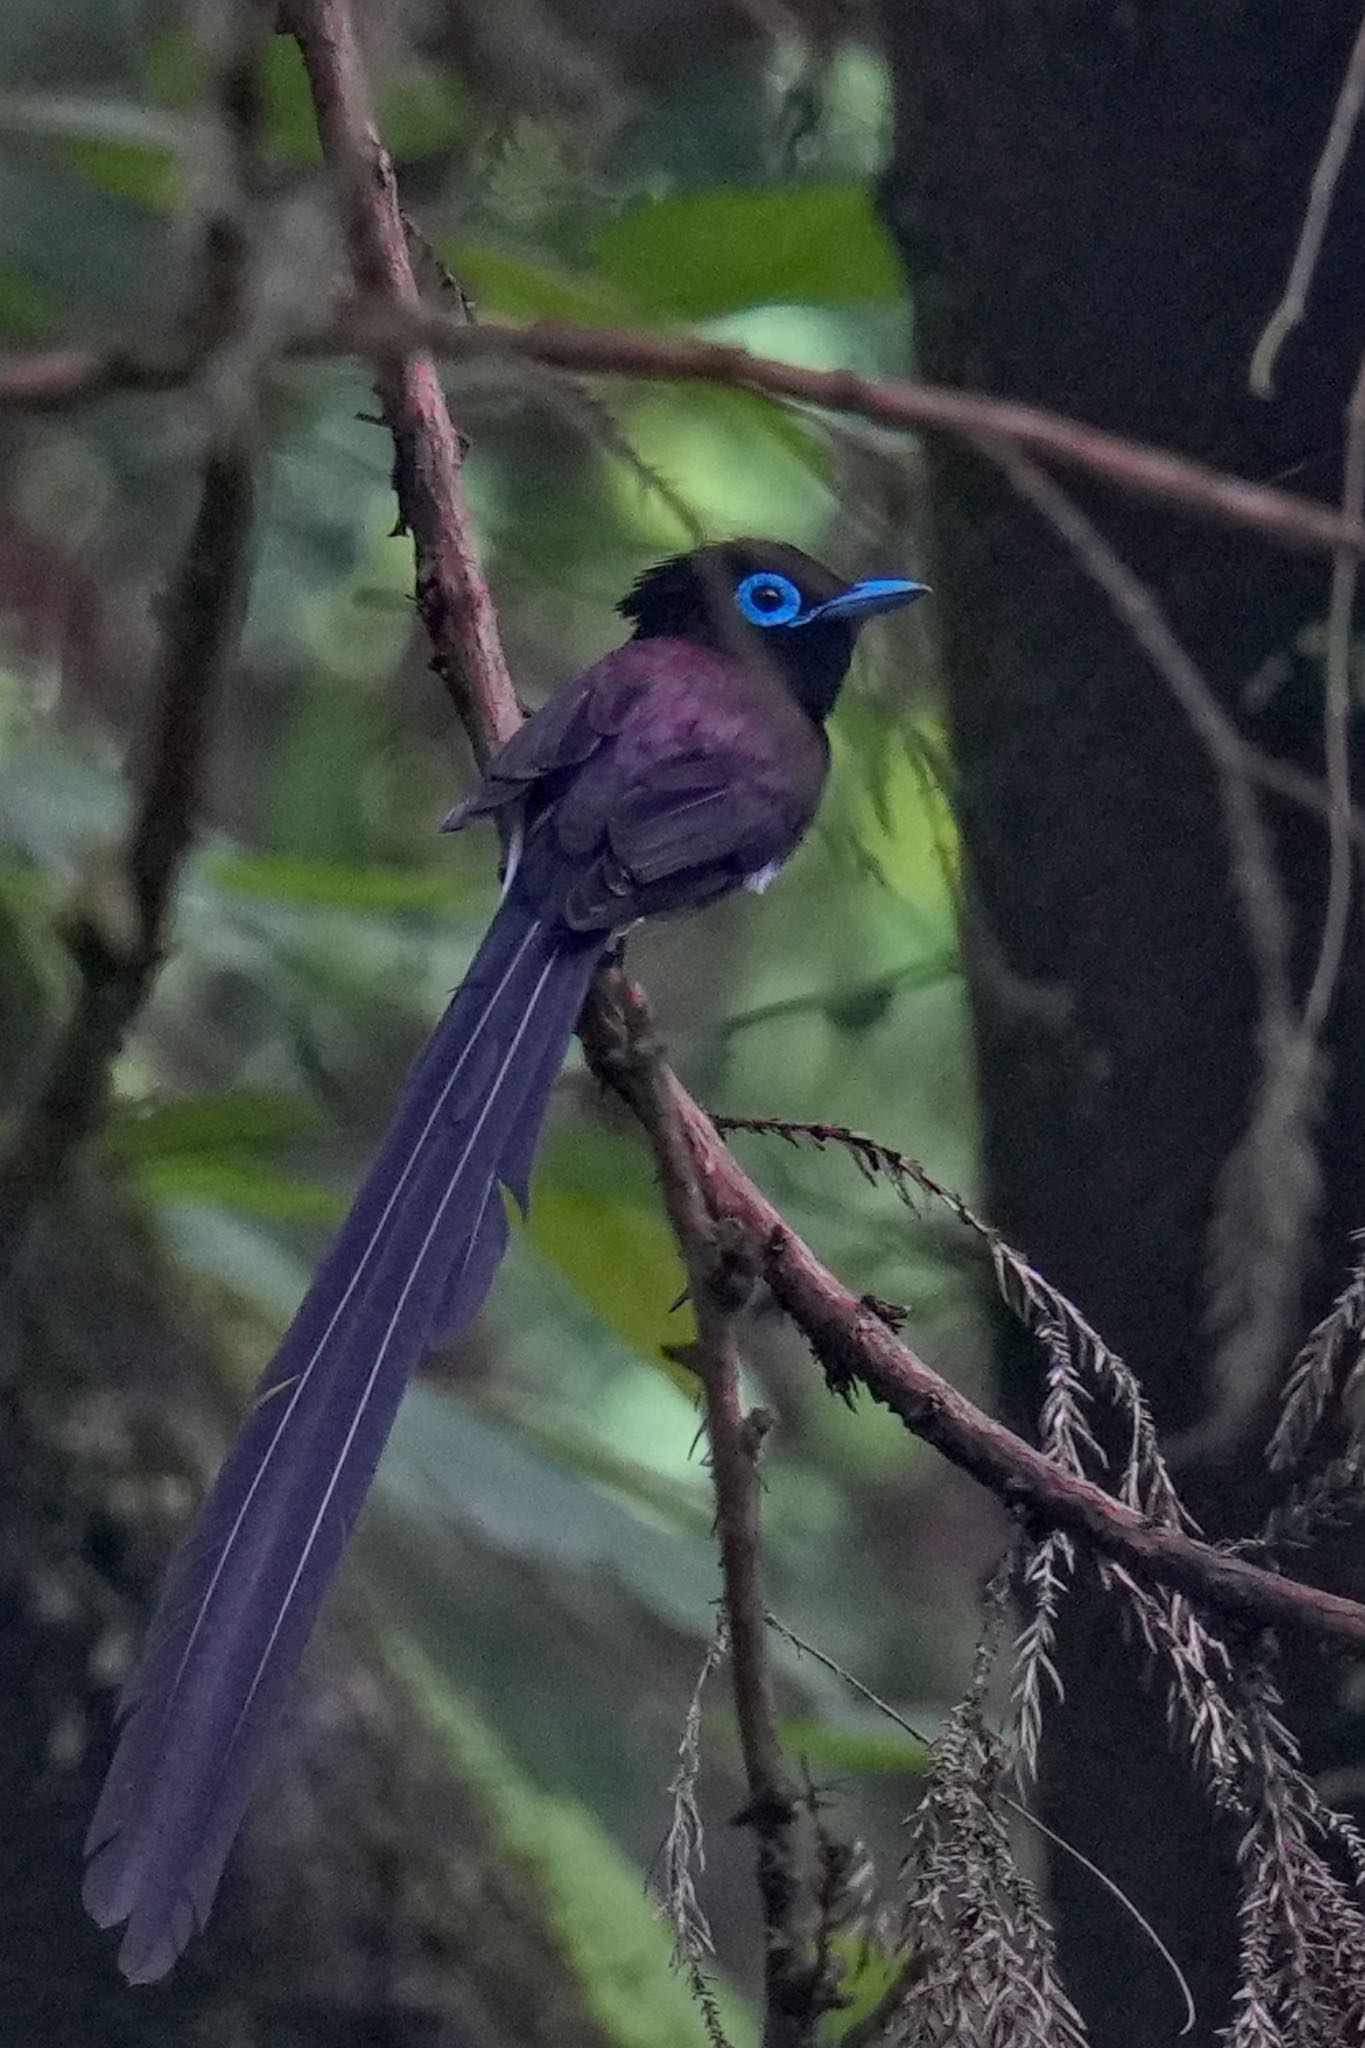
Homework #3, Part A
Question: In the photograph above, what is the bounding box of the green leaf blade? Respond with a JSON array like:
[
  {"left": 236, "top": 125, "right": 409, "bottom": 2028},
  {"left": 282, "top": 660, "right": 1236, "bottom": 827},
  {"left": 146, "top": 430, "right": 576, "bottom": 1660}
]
[{"left": 594, "top": 183, "right": 904, "bottom": 318}]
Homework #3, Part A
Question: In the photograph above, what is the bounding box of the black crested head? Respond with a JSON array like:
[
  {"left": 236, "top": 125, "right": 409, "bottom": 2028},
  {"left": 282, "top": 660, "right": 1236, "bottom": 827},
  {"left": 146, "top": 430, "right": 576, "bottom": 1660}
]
[{"left": 618, "top": 538, "right": 927, "bottom": 724}]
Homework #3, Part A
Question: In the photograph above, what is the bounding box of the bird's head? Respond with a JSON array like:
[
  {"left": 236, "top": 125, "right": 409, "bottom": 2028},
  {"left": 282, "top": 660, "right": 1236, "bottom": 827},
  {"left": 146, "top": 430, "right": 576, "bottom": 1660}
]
[{"left": 618, "top": 538, "right": 928, "bottom": 722}]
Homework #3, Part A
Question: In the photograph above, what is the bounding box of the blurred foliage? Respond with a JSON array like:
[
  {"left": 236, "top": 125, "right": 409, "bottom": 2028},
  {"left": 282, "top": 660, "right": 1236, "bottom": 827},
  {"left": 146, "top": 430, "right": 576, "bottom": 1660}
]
[
  {"left": 387, "top": 1632, "right": 758, "bottom": 2048},
  {"left": 0, "top": 1, "right": 987, "bottom": 2034}
]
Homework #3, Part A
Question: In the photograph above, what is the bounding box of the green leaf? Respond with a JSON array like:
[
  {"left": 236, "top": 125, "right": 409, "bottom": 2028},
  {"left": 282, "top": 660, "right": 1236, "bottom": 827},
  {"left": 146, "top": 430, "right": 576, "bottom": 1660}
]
[
  {"left": 61, "top": 136, "right": 181, "bottom": 210},
  {"left": 475, "top": 1390, "right": 712, "bottom": 1536},
  {"left": 105, "top": 1089, "right": 320, "bottom": 1161},
  {"left": 442, "top": 241, "right": 641, "bottom": 325},
  {"left": 259, "top": 37, "right": 324, "bottom": 164},
  {"left": 527, "top": 1119, "right": 693, "bottom": 1372},
  {"left": 0, "top": 94, "right": 185, "bottom": 210},
  {"left": 384, "top": 1633, "right": 757, "bottom": 2048},
  {"left": 594, "top": 183, "right": 903, "bottom": 318},
  {"left": 819, "top": 1933, "right": 904, "bottom": 2044},
  {"left": 779, "top": 1715, "right": 929, "bottom": 1776},
  {"left": 380, "top": 72, "right": 466, "bottom": 158},
  {"left": 834, "top": 723, "right": 959, "bottom": 912},
  {"left": 208, "top": 850, "right": 466, "bottom": 914},
  {"left": 159, "top": 1199, "right": 311, "bottom": 1322},
  {"left": 144, "top": 31, "right": 320, "bottom": 165},
  {"left": 0, "top": 94, "right": 187, "bottom": 150},
  {"left": 133, "top": 1156, "right": 346, "bottom": 1224},
  {"left": 612, "top": 384, "right": 829, "bottom": 550},
  {"left": 141, "top": 28, "right": 202, "bottom": 113},
  {"left": 0, "top": 260, "right": 54, "bottom": 337},
  {"left": 144, "top": 32, "right": 460, "bottom": 166},
  {"left": 379, "top": 1388, "right": 717, "bottom": 1627}
]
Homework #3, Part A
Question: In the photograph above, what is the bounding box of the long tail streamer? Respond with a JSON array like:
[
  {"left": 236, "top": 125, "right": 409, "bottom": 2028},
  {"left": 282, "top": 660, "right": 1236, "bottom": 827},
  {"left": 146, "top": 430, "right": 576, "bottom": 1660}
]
[{"left": 84, "top": 896, "right": 601, "bottom": 1982}]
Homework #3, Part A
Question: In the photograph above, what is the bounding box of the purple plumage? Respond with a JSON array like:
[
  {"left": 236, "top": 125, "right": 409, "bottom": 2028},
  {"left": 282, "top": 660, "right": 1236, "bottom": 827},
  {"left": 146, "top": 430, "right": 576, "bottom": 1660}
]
[
  {"left": 82, "top": 539, "right": 923, "bottom": 1981},
  {"left": 84, "top": 901, "right": 601, "bottom": 1980}
]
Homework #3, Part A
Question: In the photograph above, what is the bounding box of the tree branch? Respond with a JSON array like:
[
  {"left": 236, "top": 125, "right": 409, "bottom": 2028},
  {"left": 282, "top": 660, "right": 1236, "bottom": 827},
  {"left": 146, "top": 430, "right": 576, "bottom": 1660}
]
[
  {"left": 284, "top": 0, "right": 520, "bottom": 763},
  {"left": 425, "top": 315, "right": 1365, "bottom": 563},
  {"left": 651, "top": 1064, "right": 1365, "bottom": 1652},
  {"left": 285, "top": 17, "right": 822, "bottom": 2034},
  {"left": 7, "top": 302, "right": 1365, "bottom": 568}
]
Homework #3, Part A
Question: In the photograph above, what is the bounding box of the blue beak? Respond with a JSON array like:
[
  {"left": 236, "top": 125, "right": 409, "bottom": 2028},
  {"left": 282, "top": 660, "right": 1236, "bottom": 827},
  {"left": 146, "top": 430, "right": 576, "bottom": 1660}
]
[{"left": 808, "top": 576, "right": 930, "bottom": 624}]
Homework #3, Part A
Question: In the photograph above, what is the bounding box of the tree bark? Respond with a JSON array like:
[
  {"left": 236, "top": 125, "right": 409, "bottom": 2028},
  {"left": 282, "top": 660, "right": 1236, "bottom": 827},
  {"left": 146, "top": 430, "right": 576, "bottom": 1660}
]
[{"left": 879, "top": 7, "right": 1365, "bottom": 2041}]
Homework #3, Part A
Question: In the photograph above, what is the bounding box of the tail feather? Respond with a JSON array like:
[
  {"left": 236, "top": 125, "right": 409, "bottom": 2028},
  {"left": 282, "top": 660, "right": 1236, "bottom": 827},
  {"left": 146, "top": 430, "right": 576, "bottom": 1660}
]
[
  {"left": 84, "top": 898, "right": 601, "bottom": 1982},
  {"left": 427, "top": 927, "right": 590, "bottom": 1341}
]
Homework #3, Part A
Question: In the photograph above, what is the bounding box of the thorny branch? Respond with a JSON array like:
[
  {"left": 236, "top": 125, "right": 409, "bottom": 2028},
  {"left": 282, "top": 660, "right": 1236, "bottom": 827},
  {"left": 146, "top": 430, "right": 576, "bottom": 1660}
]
[
  {"left": 283, "top": 0, "right": 520, "bottom": 765},
  {"left": 894, "top": 1573, "right": 1091, "bottom": 2048},
  {"left": 285, "top": 7, "right": 831, "bottom": 2027},
  {"left": 660, "top": 1622, "right": 727, "bottom": 1973},
  {"left": 657, "top": 1629, "right": 743, "bottom": 2048},
  {"left": 690, "top": 1095, "right": 1365, "bottom": 1651},
  {"left": 0, "top": 0, "right": 273, "bottom": 1277},
  {"left": 286, "top": 11, "right": 826, "bottom": 2031}
]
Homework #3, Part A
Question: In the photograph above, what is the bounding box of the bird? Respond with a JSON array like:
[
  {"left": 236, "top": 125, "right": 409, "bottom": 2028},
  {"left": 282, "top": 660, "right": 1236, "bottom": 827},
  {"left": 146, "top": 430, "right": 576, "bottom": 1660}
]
[{"left": 83, "top": 537, "right": 927, "bottom": 1982}]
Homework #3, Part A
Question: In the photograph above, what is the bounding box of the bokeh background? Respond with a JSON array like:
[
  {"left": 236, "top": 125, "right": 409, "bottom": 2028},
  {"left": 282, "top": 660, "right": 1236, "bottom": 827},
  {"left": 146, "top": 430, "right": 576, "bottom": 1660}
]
[
  {"left": 0, "top": 6, "right": 994, "bottom": 2043},
  {"left": 12, "top": 5, "right": 1365, "bottom": 2044}
]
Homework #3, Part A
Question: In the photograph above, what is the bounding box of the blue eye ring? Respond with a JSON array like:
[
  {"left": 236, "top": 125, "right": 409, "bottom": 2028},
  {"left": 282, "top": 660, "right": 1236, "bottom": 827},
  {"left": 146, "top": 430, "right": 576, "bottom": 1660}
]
[{"left": 735, "top": 570, "right": 803, "bottom": 628}]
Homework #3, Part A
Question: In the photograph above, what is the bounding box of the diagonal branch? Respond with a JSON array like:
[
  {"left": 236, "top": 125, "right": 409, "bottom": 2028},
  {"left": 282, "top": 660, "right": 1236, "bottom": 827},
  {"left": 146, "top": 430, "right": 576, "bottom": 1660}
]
[
  {"left": 8, "top": 303, "right": 1365, "bottom": 568},
  {"left": 985, "top": 446, "right": 1317, "bottom": 1452},
  {"left": 651, "top": 1059, "right": 1365, "bottom": 1653}
]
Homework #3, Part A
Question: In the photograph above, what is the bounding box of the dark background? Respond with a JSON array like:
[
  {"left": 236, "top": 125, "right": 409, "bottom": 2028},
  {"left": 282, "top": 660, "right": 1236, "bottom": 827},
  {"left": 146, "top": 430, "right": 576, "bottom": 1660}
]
[{"left": 2, "top": 3, "right": 1363, "bottom": 2043}]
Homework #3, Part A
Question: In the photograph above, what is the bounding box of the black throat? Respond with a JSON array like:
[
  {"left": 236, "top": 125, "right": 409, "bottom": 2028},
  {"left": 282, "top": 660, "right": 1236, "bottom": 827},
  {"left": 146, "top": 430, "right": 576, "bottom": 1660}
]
[{"left": 618, "top": 543, "right": 859, "bottom": 725}]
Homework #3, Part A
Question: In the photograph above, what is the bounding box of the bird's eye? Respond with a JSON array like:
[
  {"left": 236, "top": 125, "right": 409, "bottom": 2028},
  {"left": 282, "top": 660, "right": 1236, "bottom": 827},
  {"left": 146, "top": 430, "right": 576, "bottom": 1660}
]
[{"left": 734, "top": 571, "right": 803, "bottom": 627}]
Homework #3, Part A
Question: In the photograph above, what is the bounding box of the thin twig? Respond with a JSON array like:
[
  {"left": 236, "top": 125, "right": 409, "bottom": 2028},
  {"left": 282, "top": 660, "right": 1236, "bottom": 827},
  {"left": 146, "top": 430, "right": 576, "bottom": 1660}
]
[
  {"left": 280, "top": 55, "right": 818, "bottom": 2026},
  {"left": 984, "top": 444, "right": 1297, "bottom": 1032},
  {"left": 713, "top": 1111, "right": 1181, "bottom": 1525},
  {"left": 986, "top": 444, "right": 1320, "bottom": 1452},
  {"left": 1268, "top": 1235, "right": 1365, "bottom": 1471},
  {"left": 1253, "top": 7, "right": 1365, "bottom": 1169},
  {"left": 770, "top": 1615, "right": 1196, "bottom": 2035},
  {"left": 1302, "top": 343, "right": 1365, "bottom": 1036},
  {"left": 890, "top": 1566, "right": 1092, "bottom": 2047},
  {"left": 659, "top": 1621, "right": 728, "bottom": 1968},
  {"left": 0, "top": 0, "right": 271, "bottom": 1276},
  {"left": 1250, "top": 7, "right": 1365, "bottom": 398}
]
